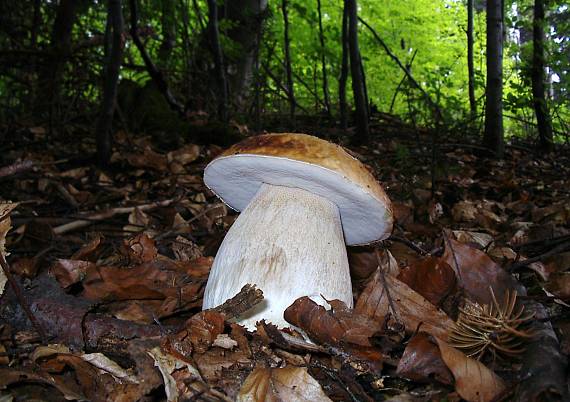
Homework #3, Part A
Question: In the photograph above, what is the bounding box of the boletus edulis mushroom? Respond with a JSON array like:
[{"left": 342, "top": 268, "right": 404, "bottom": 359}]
[{"left": 203, "top": 133, "right": 393, "bottom": 329}]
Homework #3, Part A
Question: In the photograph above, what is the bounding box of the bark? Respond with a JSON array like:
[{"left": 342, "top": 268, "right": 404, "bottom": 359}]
[
  {"left": 483, "top": 0, "right": 504, "bottom": 157},
  {"left": 158, "top": 0, "right": 176, "bottom": 70},
  {"left": 339, "top": 3, "right": 349, "bottom": 129},
  {"left": 532, "top": 0, "right": 553, "bottom": 152},
  {"left": 221, "top": 0, "right": 268, "bottom": 109},
  {"left": 282, "top": 0, "right": 295, "bottom": 122},
  {"left": 207, "top": 0, "right": 228, "bottom": 122},
  {"left": 346, "top": 0, "right": 369, "bottom": 143},
  {"left": 467, "top": 0, "right": 476, "bottom": 116},
  {"left": 96, "top": 0, "right": 124, "bottom": 167},
  {"left": 316, "top": 0, "right": 331, "bottom": 116},
  {"left": 34, "top": 0, "right": 77, "bottom": 116}
]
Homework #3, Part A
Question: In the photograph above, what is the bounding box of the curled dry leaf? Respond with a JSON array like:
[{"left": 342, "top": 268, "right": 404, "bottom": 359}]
[
  {"left": 148, "top": 346, "right": 208, "bottom": 402},
  {"left": 122, "top": 233, "right": 158, "bottom": 264},
  {"left": 237, "top": 366, "right": 332, "bottom": 402},
  {"left": 396, "top": 333, "right": 453, "bottom": 385},
  {"left": 51, "top": 259, "right": 94, "bottom": 288},
  {"left": 284, "top": 296, "right": 382, "bottom": 347},
  {"left": 435, "top": 338, "right": 506, "bottom": 402},
  {"left": 397, "top": 256, "right": 456, "bottom": 307},
  {"left": 442, "top": 237, "right": 525, "bottom": 305},
  {"left": 355, "top": 269, "right": 454, "bottom": 340}
]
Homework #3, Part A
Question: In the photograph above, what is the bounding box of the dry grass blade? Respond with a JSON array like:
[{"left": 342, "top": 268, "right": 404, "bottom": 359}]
[{"left": 448, "top": 287, "right": 534, "bottom": 360}]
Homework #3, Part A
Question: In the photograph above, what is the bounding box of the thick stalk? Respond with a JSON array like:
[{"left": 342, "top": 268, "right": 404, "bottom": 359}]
[{"left": 203, "top": 184, "right": 352, "bottom": 329}]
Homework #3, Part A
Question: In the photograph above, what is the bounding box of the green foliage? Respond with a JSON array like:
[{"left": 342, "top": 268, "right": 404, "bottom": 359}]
[{"left": 0, "top": 0, "right": 567, "bottom": 141}]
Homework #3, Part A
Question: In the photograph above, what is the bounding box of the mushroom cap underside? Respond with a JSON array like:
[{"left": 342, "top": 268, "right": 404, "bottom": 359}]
[{"left": 204, "top": 133, "right": 393, "bottom": 245}]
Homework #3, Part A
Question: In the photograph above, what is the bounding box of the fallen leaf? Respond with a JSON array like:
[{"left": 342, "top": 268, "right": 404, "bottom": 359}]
[
  {"left": 396, "top": 333, "right": 453, "bottom": 385},
  {"left": 122, "top": 233, "right": 158, "bottom": 264},
  {"left": 442, "top": 238, "right": 524, "bottom": 305},
  {"left": 545, "top": 273, "right": 570, "bottom": 301},
  {"left": 284, "top": 297, "right": 382, "bottom": 347},
  {"left": 51, "top": 259, "right": 94, "bottom": 288},
  {"left": 237, "top": 366, "right": 332, "bottom": 402},
  {"left": 435, "top": 338, "right": 506, "bottom": 402},
  {"left": 355, "top": 269, "right": 453, "bottom": 340},
  {"left": 397, "top": 256, "right": 456, "bottom": 306}
]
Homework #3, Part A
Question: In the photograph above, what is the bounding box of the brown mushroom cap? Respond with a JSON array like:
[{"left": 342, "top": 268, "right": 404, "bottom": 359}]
[{"left": 204, "top": 133, "right": 393, "bottom": 245}]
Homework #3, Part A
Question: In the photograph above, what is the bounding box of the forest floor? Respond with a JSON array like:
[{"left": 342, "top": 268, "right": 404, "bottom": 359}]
[{"left": 0, "top": 118, "right": 569, "bottom": 401}]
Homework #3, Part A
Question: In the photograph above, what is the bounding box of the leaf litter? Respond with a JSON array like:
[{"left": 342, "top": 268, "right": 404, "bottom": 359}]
[{"left": 0, "top": 130, "right": 569, "bottom": 401}]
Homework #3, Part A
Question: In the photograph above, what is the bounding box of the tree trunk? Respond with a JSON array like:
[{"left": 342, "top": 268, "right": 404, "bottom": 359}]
[
  {"left": 221, "top": 0, "right": 268, "bottom": 110},
  {"left": 483, "top": 0, "right": 504, "bottom": 157},
  {"left": 532, "top": 0, "right": 553, "bottom": 152},
  {"left": 207, "top": 0, "right": 228, "bottom": 122},
  {"left": 158, "top": 0, "right": 176, "bottom": 70},
  {"left": 339, "top": 3, "right": 349, "bottom": 129},
  {"left": 34, "top": 0, "right": 77, "bottom": 117},
  {"left": 467, "top": 0, "right": 476, "bottom": 116},
  {"left": 282, "top": 0, "right": 295, "bottom": 122},
  {"left": 316, "top": 0, "right": 331, "bottom": 116},
  {"left": 346, "top": 0, "right": 369, "bottom": 144},
  {"left": 96, "top": 0, "right": 124, "bottom": 167}
]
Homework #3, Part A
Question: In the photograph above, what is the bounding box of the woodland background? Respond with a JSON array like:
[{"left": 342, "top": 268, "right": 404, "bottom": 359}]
[{"left": 0, "top": 0, "right": 569, "bottom": 401}]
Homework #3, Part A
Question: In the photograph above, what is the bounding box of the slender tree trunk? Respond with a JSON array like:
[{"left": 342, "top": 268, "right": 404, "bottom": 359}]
[
  {"left": 483, "top": 0, "right": 504, "bottom": 157},
  {"left": 346, "top": 0, "right": 369, "bottom": 143},
  {"left": 282, "top": 0, "right": 295, "bottom": 122},
  {"left": 34, "top": 0, "right": 77, "bottom": 116},
  {"left": 339, "top": 3, "right": 349, "bottom": 129},
  {"left": 96, "top": 0, "right": 124, "bottom": 167},
  {"left": 221, "top": 0, "right": 268, "bottom": 110},
  {"left": 532, "top": 0, "right": 553, "bottom": 152},
  {"left": 158, "top": 0, "right": 176, "bottom": 69},
  {"left": 467, "top": 0, "right": 476, "bottom": 116},
  {"left": 207, "top": 0, "right": 228, "bottom": 122},
  {"left": 316, "top": 0, "right": 331, "bottom": 116}
]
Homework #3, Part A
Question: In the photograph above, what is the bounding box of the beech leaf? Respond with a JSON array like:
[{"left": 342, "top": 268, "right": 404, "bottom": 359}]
[{"left": 237, "top": 366, "right": 331, "bottom": 402}]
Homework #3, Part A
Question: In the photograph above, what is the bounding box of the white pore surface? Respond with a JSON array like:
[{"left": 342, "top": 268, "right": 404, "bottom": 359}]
[
  {"left": 202, "top": 184, "right": 353, "bottom": 330},
  {"left": 204, "top": 155, "right": 391, "bottom": 245}
]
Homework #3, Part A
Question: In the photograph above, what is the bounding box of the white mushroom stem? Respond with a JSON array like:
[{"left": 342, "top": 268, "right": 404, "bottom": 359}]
[{"left": 203, "top": 183, "right": 353, "bottom": 330}]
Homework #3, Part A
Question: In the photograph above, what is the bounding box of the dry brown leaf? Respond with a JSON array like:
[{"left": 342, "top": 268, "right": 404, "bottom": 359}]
[
  {"left": 237, "top": 366, "right": 332, "bottom": 402},
  {"left": 452, "top": 230, "right": 494, "bottom": 249},
  {"left": 442, "top": 238, "right": 524, "bottom": 305},
  {"left": 397, "top": 256, "right": 456, "bottom": 307},
  {"left": 396, "top": 333, "right": 453, "bottom": 385},
  {"left": 122, "top": 233, "right": 158, "bottom": 264},
  {"left": 355, "top": 269, "right": 453, "bottom": 340},
  {"left": 51, "top": 259, "right": 94, "bottom": 288},
  {"left": 283, "top": 297, "right": 382, "bottom": 347},
  {"left": 435, "top": 338, "right": 506, "bottom": 402}
]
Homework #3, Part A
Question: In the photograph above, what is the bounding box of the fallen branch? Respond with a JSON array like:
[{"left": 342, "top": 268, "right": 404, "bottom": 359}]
[{"left": 53, "top": 199, "right": 175, "bottom": 235}]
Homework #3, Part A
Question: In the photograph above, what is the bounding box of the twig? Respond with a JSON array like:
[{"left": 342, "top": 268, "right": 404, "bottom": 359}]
[
  {"left": 0, "top": 160, "right": 34, "bottom": 179},
  {"left": 52, "top": 199, "right": 175, "bottom": 235},
  {"left": 388, "top": 234, "right": 428, "bottom": 256},
  {"left": 508, "top": 241, "right": 570, "bottom": 272},
  {"left": 0, "top": 255, "right": 47, "bottom": 343}
]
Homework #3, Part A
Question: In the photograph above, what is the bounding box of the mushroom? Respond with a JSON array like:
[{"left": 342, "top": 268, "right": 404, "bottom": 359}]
[{"left": 202, "top": 133, "right": 393, "bottom": 329}]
